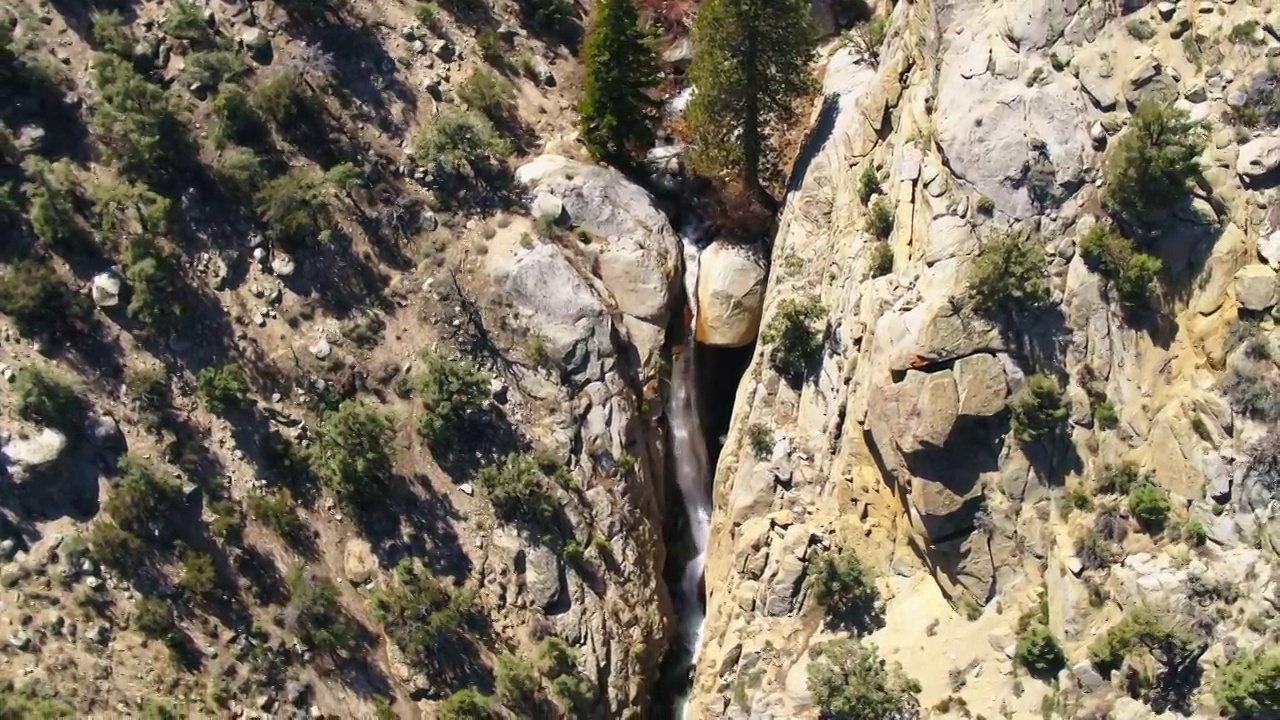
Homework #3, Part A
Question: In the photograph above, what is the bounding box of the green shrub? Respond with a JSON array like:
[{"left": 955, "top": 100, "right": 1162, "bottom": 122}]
[
  {"left": 246, "top": 489, "right": 306, "bottom": 543},
  {"left": 1075, "top": 527, "right": 1116, "bottom": 571},
  {"left": 213, "top": 86, "right": 268, "bottom": 146},
  {"left": 23, "top": 158, "right": 81, "bottom": 249},
  {"left": 0, "top": 686, "right": 75, "bottom": 717},
  {"left": 284, "top": 567, "right": 358, "bottom": 654},
  {"left": 133, "top": 596, "right": 179, "bottom": 640},
  {"left": 414, "top": 2, "right": 439, "bottom": 26},
  {"left": 439, "top": 689, "right": 493, "bottom": 720},
  {"left": 15, "top": 366, "right": 83, "bottom": 432},
  {"left": 1008, "top": 374, "right": 1069, "bottom": 443},
  {"left": 370, "top": 560, "right": 477, "bottom": 668},
  {"left": 1015, "top": 623, "right": 1066, "bottom": 679},
  {"left": 310, "top": 400, "right": 396, "bottom": 513},
  {"left": 473, "top": 454, "right": 556, "bottom": 528},
  {"left": 0, "top": 262, "right": 87, "bottom": 340},
  {"left": 413, "top": 107, "right": 512, "bottom": 179},
  {"left": 808, "top": 638, "right": 921, "bottom": 719},
  {"left": 122, "top": 235, "right": 183, "bottom": 327},
  {"left": 1078, "top": 223, "right": 1162, "bottom": 309},
  {"left": 416, "top": 351, "right": 490, "bottom": 451},
  {"left": 746, "top": 423, "right": 774, "bottom": 460},
  {"left": 1128, "top": 481, "right": 1170, "bottom": 533},
  {"left": 185, "top": 49, "right": 248, "bottom": 88},
  {"left": 812, "top": 549, "right": 878, "bottom": 631},
  {"left": 1214, "top": 649, "right": 1280, "bottom": 718},
  {"left": 845, "top": 13, "right": 889, "bottom": 63},
  {"left": 1228, "top": 20, "right": 1263, "bottom": 46},
  {"left": 91, "top": 55, "right": 191, "bottom": 182},
  {"left": 90, "top": 11, "right": 134, "bottom": 57},
  {"left": 459, "top": 68, "right": 515, "bottom": 125},
  {"left": 1184, "top": 519, "right": 1207, "bottom": 547},
  {"left": 104, "top": 456, "right": 184, "bottom": 538},
  {"left": 1097, "top": 462, "right": 1144, "bottom": 495},
  {"left": 177, "top": 546, "right": 218, "bottom": 598},
  {"left": 215, "top": 146, "right": 265, "bottom": 197},
  {"left": 196, "top": 363, "right": 249, "bottom": 413},
  {"left": 1094, "top": 401, "right": 1118, "bottom": 429},
  {"left": 495, "top": 652, "right": 539, "bottom": 708},
  {"left": 253, "top": 68, "right": 323, "bottom": 131},
  {"left": 161, "top": 0, "right": 213, "bottom": 45},
  {"left": 1067, "top": 485, "right": 1093, "bottom": 512},
  {"left": 869, "top": 242, "right": 893, "bottom": 278},
  {"left": 857, "top": 164, "right": 881, "bottom": 205},
  {"left": 761, "top": 298, "right": 825, "bottom": 382},
  {"left": 207, "top": 498, "right": 244, "bottom": 542},
  {"left": 1103, "top": 100, "right": 1205, "bottom": 219},
  {"left": 254, "top": 167, "right": 331, "bottom": 246},
  {"left": 90, "top": 178, "right": 171, "bottom": 248},
  {"left": 967, "top": 230, "right": 1051, "bottom": 314},
  {"left": 866, "top": 198, "right": 893, "bottom": 239},
  {"left": 87, "top": 521, "right": 144, "bottom": 573},
  {"left": 1090, "top": 606, "right": 1198, "bottom": 674},
  {"left": 537, "top": 635, "right": 578, "bottom": 678}
]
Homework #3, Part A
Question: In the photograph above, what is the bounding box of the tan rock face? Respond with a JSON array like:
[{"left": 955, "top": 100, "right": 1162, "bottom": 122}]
[
  {"left": 688, "top": 1, "right": 1279, "bottom": 717},
  {"left": 695, "top": 241, "right": 768, "bottom": 348}
]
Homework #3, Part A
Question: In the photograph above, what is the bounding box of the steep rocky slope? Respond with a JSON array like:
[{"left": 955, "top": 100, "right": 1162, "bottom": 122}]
[{"left": 689, "top": 0, "right": 1280, "bottom": 717}]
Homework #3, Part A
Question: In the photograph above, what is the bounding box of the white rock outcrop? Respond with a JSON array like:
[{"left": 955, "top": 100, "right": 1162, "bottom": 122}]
[{"left": 695, "top": 240, "right": 767, "bottom": 348}]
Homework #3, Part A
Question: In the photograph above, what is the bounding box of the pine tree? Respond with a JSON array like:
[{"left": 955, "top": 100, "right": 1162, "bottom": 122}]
[
  {"left": 687, "top": 0, "right": 817, "bottom": 206},
  {"left": 578, "top": 0, "right": 658, "bottom": 167}
]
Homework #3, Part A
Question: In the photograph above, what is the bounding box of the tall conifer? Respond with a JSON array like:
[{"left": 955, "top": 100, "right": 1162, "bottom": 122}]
[
  {"left": 579, "top": 0, "right": 658, "bottom": 167},
  {"left": 687, "top": 0, "right": 817, "bottom": 205}
]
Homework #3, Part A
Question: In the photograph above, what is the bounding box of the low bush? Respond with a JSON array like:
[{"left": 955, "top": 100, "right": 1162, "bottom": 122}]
[
  {"left": 495, "top": 652, "right": 539, "bottom": 708},
  {"left": 857, "top": 164, "right": 881, "bottom": 205},
  {"left": 1103, "top": 100, "right": 1205, "bottom": 219},
  {"left": 537, "top": 636, "right": 594, "bottom": 710},
  {"left": 23, "top": 158, "right": 81, "bottom": 249},
  {"left": 104, "top": 456, "right": 184, "bottom": 539},
  {"left": 473, "top": 454, "right": 556, "bottom": 529},
  {"left": 519, "top": 0, "right": 574, "bottom": 34},
  {"left": 459, "top": 69, "right": 515, "bottom": 125},
  {"left": 1015, "top": 622, "right": 1066, "bottom": 679},
  {"left": 196, "top": 363, "right": 249, "bottom": 413},
  {"left": 87, "top": 521, "right": 144, "bottom": 573},
  {"left": 207, "top": 498, "right": 244, "bottom": 543},
  {"left": 1075, "top": 528, "right": 1116, "bottom": 571},
  {"left": 439, "top": 689, "right": 493, "bottom": 720},
  {"left": 967, "top": 230, "right": 1051, "bottom": 315},
  {"left": 845, "top": 13, "right": 889, "bottom": 63},
  {"left": 1128, "top": 480, "right": 1170, "bottom": 533},
  {"left": 90, "top": 11, "right": 135, "bottom": 57},
  {"left": 1078, "top": 223, "right": 1162, "bottom": 309},
  {"left": 416, "top": 351, "right": 490, "bottom": 452},
  {"left": 133, "top": 596, "right": 179, "bottom": 641},
  {"left": 1244, "top": 431, "right": 1280, "bottom": 500},
  {"left": 1090, "top": 606, "right": 1199, "bottom": 675},
  {"left": 177, "top": 546, "right": 218, "bottom": 598},
  {"left": 310, "top": 400, "right": 396, "bottom": 514},
  {"left": 1097, "top": 462, "right": 1144, "bottom": 495},
  {"left": 1228, "top": 20, "right": 1263, "bottom": 46},
  {"left": 0, "top": 261, "right": 86, "bottom": 341},
  {"left": 868, "top": 242, "right": 894, "bottom": 278},
  {"left": 91, "top": 55, "right": 192, "bottom": 182},
  {"left": 1125, "top": 19, "right": 1156, "bottom": 41},
  {"left": 122, "top": 236, "right": 183, "bottom": 327},
  {"left": 213, "top": 87, "right": 269, "bottom": 146},
  {"left": 15, "top": 366, "right": 83, "bottom": 432},
  {"left": 761, "top": 298, "right": 825, "bottom": 382},
  {"left": 1184, "top": 519, "right": 1207, "bottom": 547},
  {"left": 253, "top": 69, "right": 324, "bottom": 133},
  {"left": 161, "top": 0, "right": 213, "bottom": 45},
  {"left": 215, "top": 146, "right": 265, "bottom": 198},
  {"left": 808, "top": 638, "right": 921, "bottom": 719},
  {"left": 866, "top": 198, "right": 893, "bottom": 239},
  {"left": 246, "top": 489, "right": 306, "bottom": 543},
  {"left": 1214, "top": 649, "right": 1280, "bottom": 718},
  {"left": 284, "top": 567, "right": 358, "bottom": 655},
  {"left": 1007, "top": 374, "right": 1069, "bottom": 443},
  {"left": 185, "top": 49, "right": 249, "bottom": 88},
  {"left": 1221, "top": 360, "right": 1280, "bottom": 424},
  {"left": 746, "top": 423, "right": 774, "bottom": 460},
  {"left": 1093, "top": 400, "right": 1119, "bottom": 429},
  {"left": 254, "top": 167, "right": 331, "bottom": 247},
  {"left": 812, "top": 549, "right": 879, "bottom": 632},
  {"left": 370, "top": 560, "right": 477, "bottom": 670},
  {"left": 413, "top": 107, "right": 513, "bottom": 179}
]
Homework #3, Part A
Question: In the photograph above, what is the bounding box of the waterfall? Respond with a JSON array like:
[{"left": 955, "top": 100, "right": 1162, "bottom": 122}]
[{"left": 667, "top": 233, "right": 712, "bottom": 716}]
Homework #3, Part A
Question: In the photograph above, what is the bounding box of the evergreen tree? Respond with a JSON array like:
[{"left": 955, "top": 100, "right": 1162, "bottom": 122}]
[
  {"left": 578, "top": 0, "right": 658, "bottom": 166},
  {"left": 687, "top": 0, "right": 817, "bottom": 205}
]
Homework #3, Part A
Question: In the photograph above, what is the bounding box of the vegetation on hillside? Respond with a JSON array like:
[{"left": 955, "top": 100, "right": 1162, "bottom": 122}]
[
  {"left": 579, "top": 0, "right": 658, "bottom": 166},
  {"left": 808, "top": 638, "right": 921, "bottom": 720},
  {"left": 1103, "top": 100, "right": 1205, "bottom": 219}
]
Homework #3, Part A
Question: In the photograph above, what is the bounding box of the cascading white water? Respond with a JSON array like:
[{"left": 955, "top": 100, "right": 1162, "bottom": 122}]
[{"left": 667, "top": 235, "right": 712, "bottom": 716}]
